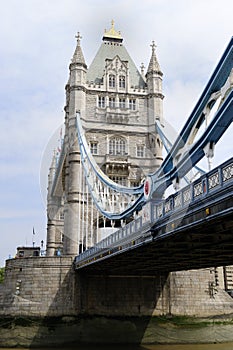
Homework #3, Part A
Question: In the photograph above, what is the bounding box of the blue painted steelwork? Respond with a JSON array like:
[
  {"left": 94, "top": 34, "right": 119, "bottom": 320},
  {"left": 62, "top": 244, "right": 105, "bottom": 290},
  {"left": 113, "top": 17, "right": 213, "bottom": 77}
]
[
  {"left": 152, "top": 157, "right": 233, "bottom": 222},
  {"left": 76, "top": 113, "right": 143, "bottom": 195},
  {"left": 75, "top": 157, "right": 233, "bottom": 268},
  {"left": 147, "top": 89, "right": 233, "bottom": 197},
  {"left": 160, "top": 37, "right": 233, "bottom": 176},
  {"left": 155, "top": 120, "right": 205, "bottom": 179},
  {"left": 76, "top": 113, "right": 144, "bottom": 219},
  {"left": 76, "top": 37, "right": 233, "bottom": 220}
]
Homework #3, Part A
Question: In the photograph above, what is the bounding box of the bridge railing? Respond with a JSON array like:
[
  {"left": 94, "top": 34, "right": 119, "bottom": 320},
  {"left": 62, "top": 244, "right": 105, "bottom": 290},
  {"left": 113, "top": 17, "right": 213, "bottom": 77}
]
[
  {"left": 75, "top": 213, "right": 150, "bottom": 263},
  {"left": 75, "top": 157, "right": 233, "bottom": 264},
  {"left": 152, "top": 157, "right": 233, "bottom": 221}
]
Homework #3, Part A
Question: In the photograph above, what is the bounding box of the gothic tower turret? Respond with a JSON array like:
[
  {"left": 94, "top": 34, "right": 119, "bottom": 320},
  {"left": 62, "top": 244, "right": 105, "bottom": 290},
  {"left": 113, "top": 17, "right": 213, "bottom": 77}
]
[
  {"left": 62, "top": 33, "right": 87, "bottom": 255},
  {"left": 146, "top": 41, "right": 164, "bottom": 127},
  {"left": 68, "top": 32, "right": 87, "bottom": 115},
  {"left": 46, "top": 151, "right": 63, "bottom": 256},
  {"left": 46, "top": 23, "right": 165, "bottom": 256},
  {"left": 145, "top": 41, "right": 164, "bottom": 169}
]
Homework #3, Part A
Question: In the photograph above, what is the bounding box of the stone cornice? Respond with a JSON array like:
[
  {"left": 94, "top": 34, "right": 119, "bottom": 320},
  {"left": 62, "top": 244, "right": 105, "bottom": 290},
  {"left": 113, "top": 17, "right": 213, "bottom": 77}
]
[{"left": 147, "top": 92, "right": 164, "bottom": 99}]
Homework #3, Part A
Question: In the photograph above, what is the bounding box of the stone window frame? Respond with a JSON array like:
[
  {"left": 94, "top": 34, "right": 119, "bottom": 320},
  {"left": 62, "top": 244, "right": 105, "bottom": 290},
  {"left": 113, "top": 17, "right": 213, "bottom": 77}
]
[
  {"left": 109, "top": 74, "right": 116, "bottom": 88},
  {"left": 119, "top": 75, "right": 126, "bottom": 89},
  {"left": 129, "top": 98, "right": 136, "bottom": 110},
  {"left": 90, "top": 141, "right": 98, "bottom": 155},
  {"left": 109, "top": 136, "right": 127, "bottom": 155},
  {"left": 98, "top": 96, "right": 105, "bottom": 108},
  {"left": 119, "top": 98, "right": 126, "bottom": 109},
  {"left": 136, "top": 144, "right": 145, "bottom": 158},
  {"left": 109, "top": 97, "right": 116, "bottom": 108}
]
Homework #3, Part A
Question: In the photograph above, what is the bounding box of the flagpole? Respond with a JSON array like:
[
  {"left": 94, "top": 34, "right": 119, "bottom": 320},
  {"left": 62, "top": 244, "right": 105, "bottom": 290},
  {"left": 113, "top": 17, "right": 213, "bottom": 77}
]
[{"left": 32, "top": 227, "right": 35, "bottom": 247}]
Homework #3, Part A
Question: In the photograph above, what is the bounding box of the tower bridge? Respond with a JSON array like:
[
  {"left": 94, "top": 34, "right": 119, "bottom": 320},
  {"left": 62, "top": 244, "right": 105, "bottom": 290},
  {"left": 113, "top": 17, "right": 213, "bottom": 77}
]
[
  {"left": 72, "top": 35, "right": 233, "bottom": 273},
  {"left": 45, "top": 23, "right": 233, "bottom": 305},
  {"left": 75, "top": 157, "right": 233, "bottom": 274},
  {"left": 46, "top": 23, "right": 233, "bottom": 258},
  {"left": 2, "top": 24, "right": 233, "bottom": 337}
]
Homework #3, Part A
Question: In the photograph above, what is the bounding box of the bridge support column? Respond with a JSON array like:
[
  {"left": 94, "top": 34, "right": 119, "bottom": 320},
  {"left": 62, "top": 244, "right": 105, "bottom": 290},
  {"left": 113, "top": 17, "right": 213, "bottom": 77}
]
[
  {"left": 63, "top": 147, "right": 80, "bottom": 255},
  {"left": 46, "top": 221, "right": 56, "bottom": 256},
  {"left": 77, "top": 273, "right": 171, "bottom": 316},
  {"left": 76, "top": 269, "right": 233, "bottom": 317},
  {"left": 63, "top": 202, "right": 79, "bottom": 255}
]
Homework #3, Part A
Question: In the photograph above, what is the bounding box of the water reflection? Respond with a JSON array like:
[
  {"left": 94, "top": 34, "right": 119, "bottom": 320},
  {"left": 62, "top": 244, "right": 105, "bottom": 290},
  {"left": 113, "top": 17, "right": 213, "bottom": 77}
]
[
  {"left": 1, "top": 343, "right": 233, "bottom": 350},
  {"left": 143, "top": 344, "right": 233, "bottom": 350}
]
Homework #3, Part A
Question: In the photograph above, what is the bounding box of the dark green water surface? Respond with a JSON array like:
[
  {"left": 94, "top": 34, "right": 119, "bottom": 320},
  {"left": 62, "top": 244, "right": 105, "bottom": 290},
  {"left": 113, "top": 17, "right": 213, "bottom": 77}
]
[{"left": 1, "top": 343, "right": 233, "bottom": 350}]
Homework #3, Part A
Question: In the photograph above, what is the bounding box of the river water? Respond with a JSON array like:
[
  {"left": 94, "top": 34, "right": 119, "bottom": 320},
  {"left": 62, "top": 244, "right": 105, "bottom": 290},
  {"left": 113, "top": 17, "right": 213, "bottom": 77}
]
[{"left": 1, "top": 344, "right": 233, "bottom": 350}]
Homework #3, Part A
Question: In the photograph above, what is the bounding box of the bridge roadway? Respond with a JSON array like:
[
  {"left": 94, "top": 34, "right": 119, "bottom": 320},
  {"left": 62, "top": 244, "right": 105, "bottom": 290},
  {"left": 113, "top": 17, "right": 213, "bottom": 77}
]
[{"left": 75, "top": 158, "right": 233, "bottom": 275}]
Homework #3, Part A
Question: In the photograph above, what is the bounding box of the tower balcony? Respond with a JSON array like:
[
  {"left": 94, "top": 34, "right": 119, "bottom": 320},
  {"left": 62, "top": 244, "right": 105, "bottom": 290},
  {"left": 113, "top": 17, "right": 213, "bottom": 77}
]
[
  {"left": 105, "top": 154, "right": 130, "bottom": 176},
  {"left": 95, "top": 106, "right": 139, "bottom": 124},
  {"left": 105, "top": 153, "right": 129, "bottom": 164}
]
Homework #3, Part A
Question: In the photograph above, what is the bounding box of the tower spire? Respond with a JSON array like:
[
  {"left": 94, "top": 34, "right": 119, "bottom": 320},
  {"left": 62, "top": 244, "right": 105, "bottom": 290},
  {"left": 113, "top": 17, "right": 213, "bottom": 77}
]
[
  {"left": 147, "top": 40, "right": 162, "bottom": 74},
  {"left": 146, "top": 41, "right": 164, "bottom": 127},
  {"left": 103, "top": 20, "right": 123, "bottom": 42},
  {"left": 71, "top": 32, "right": 87, "bottom": 67},
  {"left": 47, "top": 150, "right": 57, "bottom": 197}
]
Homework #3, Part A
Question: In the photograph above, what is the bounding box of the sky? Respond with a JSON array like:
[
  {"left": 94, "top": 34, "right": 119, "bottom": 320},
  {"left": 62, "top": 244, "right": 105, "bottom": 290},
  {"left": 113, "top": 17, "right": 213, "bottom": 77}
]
[{"left": 0, "top": 0, "right": 232, "bottom": 266}]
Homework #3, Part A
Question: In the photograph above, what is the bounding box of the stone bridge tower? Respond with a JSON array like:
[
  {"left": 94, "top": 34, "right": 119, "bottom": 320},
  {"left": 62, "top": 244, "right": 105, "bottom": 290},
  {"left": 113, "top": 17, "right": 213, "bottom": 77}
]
[{"left": 46, "top": 22, "right": 164, "bottom": 256}]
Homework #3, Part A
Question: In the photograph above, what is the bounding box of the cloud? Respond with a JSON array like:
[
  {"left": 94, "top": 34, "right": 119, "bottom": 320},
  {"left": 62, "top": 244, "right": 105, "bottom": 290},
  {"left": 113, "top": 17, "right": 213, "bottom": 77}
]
[{"left": 164, "top": 79, "right": 204, "bottom": 130}]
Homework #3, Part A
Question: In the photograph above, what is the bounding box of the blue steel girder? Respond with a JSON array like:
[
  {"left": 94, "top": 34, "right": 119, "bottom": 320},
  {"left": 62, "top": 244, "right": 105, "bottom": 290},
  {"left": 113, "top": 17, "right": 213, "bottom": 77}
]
[
  {"left": 76, "top": 113, "right": 144, "bottom": 219},
  {"left": 146, "top": 89, "right": 233, "bottom": 198},
  {"left": 155, "top": 120, "right": 205, "bottom": 181},
  {"left": 76, "top": 37, "right": 233, "bottom": 219},
  {"left": 76, "top": 114, "right": 143, "bottom": 195},
  {"left": 160, "top": 37, "right": 233, "bottom": 177}
]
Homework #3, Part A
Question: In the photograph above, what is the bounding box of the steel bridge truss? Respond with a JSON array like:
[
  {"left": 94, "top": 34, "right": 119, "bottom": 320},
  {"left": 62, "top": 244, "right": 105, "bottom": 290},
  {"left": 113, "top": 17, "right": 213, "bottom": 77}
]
[{"left": 76, "top": 37, "right": 233, "bottom": 220}]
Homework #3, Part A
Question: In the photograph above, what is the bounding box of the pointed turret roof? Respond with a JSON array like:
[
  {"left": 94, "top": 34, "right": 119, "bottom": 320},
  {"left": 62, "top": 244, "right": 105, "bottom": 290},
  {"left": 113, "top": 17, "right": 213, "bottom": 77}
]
[
  {"left": 87, "top": 22, "right": 146, "bottom": 87},
  {"left": 147, "top": 41, "right": 162, "bottom": 75},
  {"left": 71, "top": 32, "right": 87, "bottom": 67},
  {"left": 47, "top": 150, "right": 57, "bottom": 194},
  {"left": 49, "top": 150, "right": 57, "bottom": 173}
]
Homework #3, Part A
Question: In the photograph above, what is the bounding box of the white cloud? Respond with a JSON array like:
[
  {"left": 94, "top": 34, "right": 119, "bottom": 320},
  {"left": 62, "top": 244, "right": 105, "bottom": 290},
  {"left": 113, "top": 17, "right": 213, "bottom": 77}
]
[{"left": 164, "top": 79, "right": 204, "bottom": 130}]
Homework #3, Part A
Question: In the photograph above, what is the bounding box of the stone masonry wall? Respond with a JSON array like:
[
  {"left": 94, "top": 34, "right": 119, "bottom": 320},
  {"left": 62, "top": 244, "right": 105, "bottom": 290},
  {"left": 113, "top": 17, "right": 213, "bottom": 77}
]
[
  {"left": 169, "top": 270, "right": 233, "bottom": 316},
  {"left": 0, "top": 256, "right": 76, "bottom": 317},
  {"left": 79, "top": 270, "right": 233, "bottom": 317},
  {"left": 78, "top": 273, "right": 170, "bottom": 316},
  {"left": 1, "top": 256, "right": 233, "bottom": 318}
]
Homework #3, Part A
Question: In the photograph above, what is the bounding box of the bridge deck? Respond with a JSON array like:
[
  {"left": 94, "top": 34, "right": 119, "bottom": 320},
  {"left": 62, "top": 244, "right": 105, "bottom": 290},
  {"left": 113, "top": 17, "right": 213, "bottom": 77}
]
[{"left": 75, "top": 159, "right": 233, "bottom": 275}]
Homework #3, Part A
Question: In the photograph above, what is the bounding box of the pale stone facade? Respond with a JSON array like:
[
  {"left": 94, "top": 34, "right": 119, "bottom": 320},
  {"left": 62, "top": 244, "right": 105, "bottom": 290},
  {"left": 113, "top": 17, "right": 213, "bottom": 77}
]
[
  {"left": 1, "top": 257, "right": 233, "bottom": 318},
  {"left": 45, "top": 23, "right": 233, "bottom": 299},
  {"left": 1, "top": 25, "right": 233, "bottom": 348},
  {"left": 42, "top": 22, "right": 231, "bottom": 322},
  {"left": 46, "top": 22, "right": 164, "bottom": 256}
]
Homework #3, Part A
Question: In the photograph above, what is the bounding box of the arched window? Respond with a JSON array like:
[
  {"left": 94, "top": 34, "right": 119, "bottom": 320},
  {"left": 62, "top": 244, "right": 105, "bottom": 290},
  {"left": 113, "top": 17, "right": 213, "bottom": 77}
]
[
  {"left": 119, "top": 75, "right": 126, "bottom": 88},
  {"left": 109, "top": 74, "right": 115, "bottom": 88},
  {"left": 109, "top": 137, "right": 126, "bottom": 155}
]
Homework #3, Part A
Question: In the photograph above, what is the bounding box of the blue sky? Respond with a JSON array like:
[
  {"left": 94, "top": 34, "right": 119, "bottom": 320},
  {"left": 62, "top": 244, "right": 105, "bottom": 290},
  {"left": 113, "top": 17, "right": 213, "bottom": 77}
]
[{"left": 0, "top": 0, "right": 232, "bottom": 266}]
